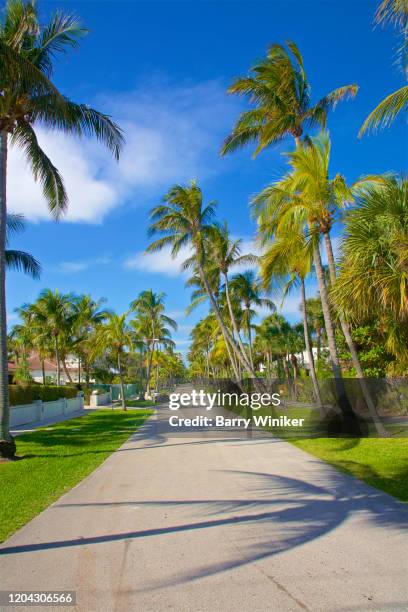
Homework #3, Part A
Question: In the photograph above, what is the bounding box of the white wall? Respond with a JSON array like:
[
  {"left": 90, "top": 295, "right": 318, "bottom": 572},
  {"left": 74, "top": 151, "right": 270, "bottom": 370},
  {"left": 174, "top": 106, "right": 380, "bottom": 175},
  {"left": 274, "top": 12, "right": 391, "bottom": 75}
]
[{"left": 10, "top": 395, "right": 84, "bottom": 427}]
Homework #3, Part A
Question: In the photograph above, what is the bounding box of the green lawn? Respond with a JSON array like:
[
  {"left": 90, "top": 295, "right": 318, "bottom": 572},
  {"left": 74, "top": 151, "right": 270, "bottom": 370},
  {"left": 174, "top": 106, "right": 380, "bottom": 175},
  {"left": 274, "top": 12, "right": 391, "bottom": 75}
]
[
  {"left": 0, "top": 409, "right": 152, "bottom": 543},
  {"left": 293, "top": 437, "right": 408, "bottom": 503},
  {"left": 126, "top": 399, "right": 157, "bottom": 407}
]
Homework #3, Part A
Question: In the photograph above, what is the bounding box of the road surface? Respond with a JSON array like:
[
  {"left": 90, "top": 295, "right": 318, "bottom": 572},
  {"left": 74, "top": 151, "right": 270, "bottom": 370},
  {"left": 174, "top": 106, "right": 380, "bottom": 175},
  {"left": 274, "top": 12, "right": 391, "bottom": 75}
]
[{"left": 0, "top": 401, "right": 407, "bottom": 611}]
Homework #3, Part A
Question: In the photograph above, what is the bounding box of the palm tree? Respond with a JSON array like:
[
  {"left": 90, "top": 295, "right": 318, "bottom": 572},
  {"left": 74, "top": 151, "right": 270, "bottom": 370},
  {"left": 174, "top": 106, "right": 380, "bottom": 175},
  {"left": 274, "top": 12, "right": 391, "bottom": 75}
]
[
  {"left": 305, "top": 297, "right": 325, "bottom": 360},
  {"left": 72, "top": 295, "right": 108, "bottom": 384},
  {"left": 146, "top": 181, "right": 259, "bottom": 379},
  {"left": 359, "top": 0, "right": 408, "bottom": 135},
  {"left": 130, "top": 290, "right": 177, "bottom": 397},
  {"left": 189, "top": 315, "right": 219, "bottom": 378},
  {"left": 260, "top": 231, "right": 324, "bottom": 412},
  {"left": 221, "top": 40, "right": 357, "bottom": 154},
  {"left": 253, "top": 314, "right": 292, "bottom": 380},
  {"left": 0, "top": 1, "right": 123, "bottom": 458},
  {"left": 8, "top": 322, "right": 33, "bottom": 382},
  {"left": 253, "top": 132, "right": 386, "bottom": 432},
  {"left": 206, "top": 223, "right": 257, "bottom": 371},
  {"left": 24, "top": 289, "right": 75, "bottom": 386},
  {"left": 229, "top": 270, "right": 275, "bottom": 370},
  {"left": 332, "top": 176, "right": 408, "bottom": 367},
  {"left": 92, "top": 313, "right": 132, "bottom": 410}
]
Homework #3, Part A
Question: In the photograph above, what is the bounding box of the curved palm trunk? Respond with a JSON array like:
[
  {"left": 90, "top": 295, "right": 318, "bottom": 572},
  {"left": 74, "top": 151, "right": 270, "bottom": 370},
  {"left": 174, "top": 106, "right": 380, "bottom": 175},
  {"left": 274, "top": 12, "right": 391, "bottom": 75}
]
[
  {"left": 313, "top": 245, "right": 357, "bottom": 422},
  {"left": 118, "top": 352, "right": 126, "bottom": 410},
  {"left": 323, "top": 232, "right": 388, "bottom": 436},
  {"left": 224, "top": 273, "right": 253, "bottom": 371},
  {"left": 300, "top": 278, "right": 325, "bottom": 415},
  {"left": 0, "top": 131, "right": 14, "bottom": 458}
]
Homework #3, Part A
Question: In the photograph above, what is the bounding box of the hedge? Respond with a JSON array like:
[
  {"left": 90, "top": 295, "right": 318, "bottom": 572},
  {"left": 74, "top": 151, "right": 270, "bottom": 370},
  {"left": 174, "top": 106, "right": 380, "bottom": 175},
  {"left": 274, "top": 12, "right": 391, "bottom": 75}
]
[{"left": 9, "top": 385, "right": 78, "bottom": 407}]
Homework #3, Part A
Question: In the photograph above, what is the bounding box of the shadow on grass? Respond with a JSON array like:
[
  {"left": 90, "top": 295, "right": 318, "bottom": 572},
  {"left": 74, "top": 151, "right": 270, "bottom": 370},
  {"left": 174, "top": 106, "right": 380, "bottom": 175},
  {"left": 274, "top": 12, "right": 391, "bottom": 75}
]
[{"left": 14, "top": 410, "right": 153, "bottom": 458}]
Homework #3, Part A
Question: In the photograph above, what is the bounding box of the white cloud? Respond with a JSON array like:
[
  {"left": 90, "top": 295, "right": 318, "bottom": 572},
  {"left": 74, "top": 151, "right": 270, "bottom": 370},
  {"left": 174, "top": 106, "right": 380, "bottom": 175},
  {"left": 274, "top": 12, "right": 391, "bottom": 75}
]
[
  {"left": 167, "top": 309, "right": 185, "bottom": 320},
  {"left": 56, "top": 256, "right": 111, "bottom": 274},
  {"left": 8, "top": 80, "right": 237, "bottom": 224},
  {"left": 124, "top": 245, "right": 192, "bottom": 278},
  {"left": 9, "top": 131, "right": 117, "bottom": 223}
]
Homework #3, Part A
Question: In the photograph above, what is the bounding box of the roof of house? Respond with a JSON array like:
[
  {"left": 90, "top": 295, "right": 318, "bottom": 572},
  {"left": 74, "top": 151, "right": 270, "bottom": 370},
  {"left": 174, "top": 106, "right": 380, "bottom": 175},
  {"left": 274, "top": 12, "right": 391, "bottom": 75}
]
[{"left": 8, "top": 351, "right": 79, "bottom": 372}]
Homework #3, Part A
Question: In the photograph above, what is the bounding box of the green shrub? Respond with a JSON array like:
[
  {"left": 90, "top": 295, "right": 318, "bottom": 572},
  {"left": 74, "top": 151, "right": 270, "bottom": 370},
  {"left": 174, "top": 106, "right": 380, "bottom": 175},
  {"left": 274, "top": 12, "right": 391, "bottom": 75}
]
[{"left": 9, "top": 385, "right": 78, "bottom": 406}]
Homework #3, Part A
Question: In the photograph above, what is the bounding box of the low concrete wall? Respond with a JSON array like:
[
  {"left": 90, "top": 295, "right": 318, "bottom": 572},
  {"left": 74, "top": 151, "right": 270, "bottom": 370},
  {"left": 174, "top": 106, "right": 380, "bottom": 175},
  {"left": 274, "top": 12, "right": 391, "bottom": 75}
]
[
  {"left": 10, "top": 395, "right": 84, "bottom": 427},
  {"left": 89, "top": 392, "right": 111, "bottom": 407}
]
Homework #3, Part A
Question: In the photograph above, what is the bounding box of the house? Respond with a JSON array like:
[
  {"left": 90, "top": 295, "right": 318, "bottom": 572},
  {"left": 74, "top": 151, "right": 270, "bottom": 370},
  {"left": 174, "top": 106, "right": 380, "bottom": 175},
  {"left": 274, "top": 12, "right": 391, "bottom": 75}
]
[{"left": 8, "top": 351, "right": 84, "bottom": 384}]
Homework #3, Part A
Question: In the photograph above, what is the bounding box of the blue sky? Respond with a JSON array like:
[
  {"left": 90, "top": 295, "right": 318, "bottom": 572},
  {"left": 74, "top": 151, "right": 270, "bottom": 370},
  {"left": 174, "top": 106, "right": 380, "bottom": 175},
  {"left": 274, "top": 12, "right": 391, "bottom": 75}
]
[{"left": 7, "top": 0, "right": 407, "bottom": 354}]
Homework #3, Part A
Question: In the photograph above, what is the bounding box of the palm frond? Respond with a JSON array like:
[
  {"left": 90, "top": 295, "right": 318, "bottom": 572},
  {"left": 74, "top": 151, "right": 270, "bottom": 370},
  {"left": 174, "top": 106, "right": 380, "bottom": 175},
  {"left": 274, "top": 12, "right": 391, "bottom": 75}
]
[
  {"left": 11, "top": 121, "right": 67, "bottom": 217},
  {"left": 359, "top": 85, "right": 408, "bottom": 136},
  {"left": 5, "top": 249, "right": 41, "bottom": 279}
]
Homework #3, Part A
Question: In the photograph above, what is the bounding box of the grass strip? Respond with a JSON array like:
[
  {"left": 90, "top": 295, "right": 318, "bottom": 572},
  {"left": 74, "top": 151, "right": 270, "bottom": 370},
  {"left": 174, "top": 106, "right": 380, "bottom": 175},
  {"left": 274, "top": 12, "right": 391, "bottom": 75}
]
[{"left": 0, "top": 409, "right": 152, "bottom": 542}]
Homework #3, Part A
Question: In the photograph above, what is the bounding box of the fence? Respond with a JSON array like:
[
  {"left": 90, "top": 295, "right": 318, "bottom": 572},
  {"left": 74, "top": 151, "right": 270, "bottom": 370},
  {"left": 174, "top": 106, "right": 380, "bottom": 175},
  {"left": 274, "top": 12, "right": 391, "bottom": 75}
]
[
  {"left": 110, "top": 384, "right": 139, "bottom": 401},
  {"left": 10, "top": 394, "right": 84, "bottom": 427}
]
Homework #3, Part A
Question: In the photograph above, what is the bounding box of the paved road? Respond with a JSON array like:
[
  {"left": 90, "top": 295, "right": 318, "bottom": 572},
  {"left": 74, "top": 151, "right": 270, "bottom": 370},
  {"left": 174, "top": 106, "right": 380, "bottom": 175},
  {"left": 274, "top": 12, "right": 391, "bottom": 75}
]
[{"left": 0, "top": 403, "right": 407, "bottom": 611}]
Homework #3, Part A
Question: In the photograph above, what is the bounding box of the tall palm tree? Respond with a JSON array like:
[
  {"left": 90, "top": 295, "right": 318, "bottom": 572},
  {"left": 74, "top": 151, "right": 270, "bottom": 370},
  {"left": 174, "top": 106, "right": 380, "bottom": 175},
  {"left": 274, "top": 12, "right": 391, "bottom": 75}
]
[
  {"left": 332, "top": 176, "right": 408, "bottom": 367},
  {"left": 253, "top": 133, "right": 386, "bottom": 432},
  {"left": 0, "top": 1, "right": 123, "bottom": 458},
  {"left": 146, "top": 181, "right": 259, "bottom": 379},
  {"left": 359, "top": 0, "right": 408, "bottom": 135},
  {"left": 260, "top": 231, "right": 324, "bottom": 412},
  {"left": 229, "top": 270, "right": 275, "bottom": 369},
  {"left": 92, "top": 313, "right": 132, "bottom": 410},
  {"left": 221, "top": 40, "right": 357, "bottom": 154},
  {"left": 130, "top": 290, "right": 177, "bottom": 396}
]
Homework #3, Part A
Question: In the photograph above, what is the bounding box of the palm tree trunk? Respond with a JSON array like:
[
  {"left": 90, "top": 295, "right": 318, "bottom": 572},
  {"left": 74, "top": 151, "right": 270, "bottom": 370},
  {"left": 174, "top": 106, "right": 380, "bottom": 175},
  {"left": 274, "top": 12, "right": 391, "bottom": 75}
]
[
  {"left": 316, "top": 327, "right": 322, "bottom": 360},
  {"left": 62, "top": 359, "right": 73, "bottom": 384},
  {"left": 300, "top": 278, "right": 325, "bottom": 414},
  {"left": 224, "top": 273, "right": 252, "bottom": 371},
  {"left": 78, "top": 357, "right": 81, "bottom": 384},
  {"left": 197, "top": 253, "right": 256, "bottom": 380},
  {"left": 0, "top": 131, "right": 15, "bottom": 458},
  {"left": 117, "top": 352, "right": 126, "bottom": 410},
  {"left": 313, "top": 245, "right": 356, "bottom": 421},
  {"left": 290, "top": 354, "right": 299, "bottom": 398},
  {"left": 323, "top": 232, "right": 388, "bottom": 435},
  {"left": 41, "top": 359, "right": 45, "bottom": 386},
  {"left": 247, "top": 308, "right": 254, "bottom": 370},
  {"left": 145, "top": 340, "right": 155, "bottom": 396},
  {"left": 54, "top": 336, "right": 61, "bottom": 386}
]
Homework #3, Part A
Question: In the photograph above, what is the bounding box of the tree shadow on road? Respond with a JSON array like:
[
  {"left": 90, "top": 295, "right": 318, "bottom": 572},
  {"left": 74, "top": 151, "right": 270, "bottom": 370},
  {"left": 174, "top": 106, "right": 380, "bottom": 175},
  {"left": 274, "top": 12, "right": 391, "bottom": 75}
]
[{"left": 1, "top": 463, "right": 407, "bottom": 597}]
